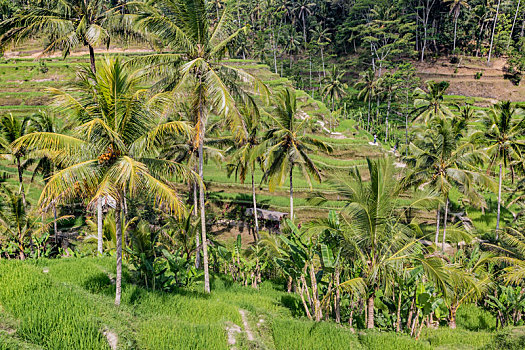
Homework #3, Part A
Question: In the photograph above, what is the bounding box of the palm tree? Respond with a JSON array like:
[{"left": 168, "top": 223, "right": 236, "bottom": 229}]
[
  {"left": 445, "top": 0, "right": 469, "bottom": 52},
  {"left": 488, "top": 0, "right": 502, "bottom": 63},
  {"left": 413, "top": 81, "right": 455, "bottom": 123},
  {"left": 263, "top": 87, "right": 332, "bottom": 219},
  {"left": 132, "top": 0, "right": 269, "bottom": 293},
  {"left": 0, "top": 0, "right": 132, "bottom": 74},
  {"left": 321, "top": 65, "right": 347, "bottom": 131},
  {"left": 481, "top": 101, "right": 525, "bottom": 237},
  {"left": 405, "top": 116, "right": 494, "bottom": 250},
  {"left": 293, "top": 0, "right": 315, "bottom": 47},
  {"left": 316, "top": 157, "right": 441, "bottom": 328},
  {"left": 355, "top": 69, "right": 377, "bottom": 131},
  {"left": 13, "top": 58, "right": 190, "bottom": 305},
  {"left": 0, "top": 113, "right": 32, "bottom": 206},
  {"left": 161, "top": 102, "right": 224, "bottom": 268},
  {"left": 0, "top": 187, "right": 36, "bottom": 260},
  {"left": 28, "top": 111, "right": 63, "bottom": 243},
  {"left": 227, "top": 104, "right": 265, "bottom": 240}
]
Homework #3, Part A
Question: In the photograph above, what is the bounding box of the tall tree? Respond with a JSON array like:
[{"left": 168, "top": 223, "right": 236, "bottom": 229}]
[
  {"left": 321, "top": 65, "right": 348, "bottom": 131},
  {"left": 0, "top": 0, "right": 133, "bottom": 74},
  {"left": 13, "top": 58, "right": 190, "bottom": 305},
  {"left": 481, "top": 101, "right": 525, "bottom": 237},
  {"left": 263, "top": 87, "right": 332, "bottom": 219},
  {"left": 445, "top": 0, "right": 469, "bottom": 52},
  {"left": 133, "top": 0, "right": 269, "bottom": 293},
  {"left": 0, "top": 113, "right": 32, "bottom": 206}
]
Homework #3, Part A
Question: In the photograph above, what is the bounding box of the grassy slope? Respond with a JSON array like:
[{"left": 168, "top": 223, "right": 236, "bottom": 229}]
[
  {"left": 0, "top": 54, "right": 384, "bottom": 220},
  {"left": 0, "top": 257, "right": 517, "bottom": 350}
]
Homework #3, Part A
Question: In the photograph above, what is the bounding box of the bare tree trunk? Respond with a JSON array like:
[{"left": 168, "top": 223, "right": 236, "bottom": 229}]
[
  {"left": 496, "top": 164, "right": 503, "bottom": 239},
  {"left": 385, "top": 92, "right": 391, "bottom": 143},
  {"left": 367, "top": 294, "right": 375, "bottom": 329},
  {"left": 367, "top": 96, "right": 372, "bottom": 131},
  {"left": 97, "top": 198, "right": 103, "bottom": 255},
  {"left": 441, "top": 196, "right": 449, "bottom": 252},
  {"left": 115, "top": 201, "right": 122, "bottom": 306},
  {"left": 488, "top": 0, "right": 502, "bottom": 63}
]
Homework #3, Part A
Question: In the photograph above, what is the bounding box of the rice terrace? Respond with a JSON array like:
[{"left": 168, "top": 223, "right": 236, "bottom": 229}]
[{"left": 3, "top": 0, "right": 525, "bottom": 349}]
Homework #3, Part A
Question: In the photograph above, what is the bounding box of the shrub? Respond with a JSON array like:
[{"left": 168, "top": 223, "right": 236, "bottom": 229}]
[
  {"left": 475, "top": 71, "right": 483, "bottom": 79},
  {"left": 456, "top": 304, "right": 496, "bottom": 331}
]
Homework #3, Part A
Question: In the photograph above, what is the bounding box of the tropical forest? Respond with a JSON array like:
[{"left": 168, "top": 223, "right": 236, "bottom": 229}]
[{"left": 3, "top": 0, "right": 525, "bottom": 349}]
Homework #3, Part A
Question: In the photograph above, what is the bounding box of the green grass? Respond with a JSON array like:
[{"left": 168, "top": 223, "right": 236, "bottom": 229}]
[{"left": 1, "top": 258, "right": 521, "bottom": 349}]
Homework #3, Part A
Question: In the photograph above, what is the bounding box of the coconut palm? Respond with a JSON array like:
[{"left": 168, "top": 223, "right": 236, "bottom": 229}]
[
  {"left": 445, "top": 0, "right": 469, "bottom": 52},
  {"left": 227, "top": 104, "right": 265, "bottom": 240},
  {"left": 321, "top": 65, "right": 347, "bottom": 131},
  {"left": 355, "top": 69, "right": 377, "bottom": 131},
  {"left": 12, "top": 58, "right": 191, "bottom": 305},
  {"left": 263, "top": 87, "right": 332, "bottom": 219},
  {"left": 317, "top": 157, "right": 442, "bottom": 328},
  {"left": 0, "top": 113, "right": 32, "bottom": 206},
  {"left": 412, "top": 80, "right": 455, "bottom": 123},
  {"left": 480, "top": 101, "right": 525, "bottom": 237},
  {"left": 405, "top": 116, "right": 494, "bottom": 250},
  {"left": 28, "top": 111, "right": 64, "bottom": 243},
  {"left": 0, "top": 0, "right": 133, "bottom": 74},
  {"left": 132, "top": 0, "right": 269, "bottom": 293}
]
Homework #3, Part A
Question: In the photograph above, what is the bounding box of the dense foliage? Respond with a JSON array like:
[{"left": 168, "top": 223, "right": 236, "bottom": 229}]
[{"left": 1, "top": 0, "right": 525, "bottom": 349}]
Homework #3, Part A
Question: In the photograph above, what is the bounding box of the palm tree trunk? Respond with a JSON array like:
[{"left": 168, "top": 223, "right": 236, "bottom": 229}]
[
  {"left": 449, "top": 304, "right": 457, "bottom": 328},
  {"left": 453, "top": 16, "right": 458, "bottom": 52},
  {"left": 367, "top": 294, "right": 375, "bottom": 328},
  {"left": 321, "top": 47, "right": 326, "bottom": 77},
  {"left": 435, "top": 203, "right": 440, "bottom": 246},
  {"left": 88, "top": 44, "right": 96, "bottom": 75},
  {"left": 367, "top": 97, "right": 372, "bottom": 131},
  {"left": 508, "top": 0, "right": 521, "bottom": 50},
  {"left": 193, "top": 166, "right": 201, "bottom": 269},
  {"left": 115, "top": 200, "right": 122, "bottom": 306},
  {"left": 441, "top": 196, "right": 449, "bottom": 252},
  {"left": 97, "top": 197, "right": 103, "bottom": 255},
  {"left": 488, "top": 0, "right": 502, "bottom": 63},
  {"left": 396, "top": 290, "right": 402, "bottom": 332},
  {"left": 251, "top": 172, "right": 259, "bottom": 241},
  {"left": 496, "top": 163, "right": 503, "bottom": 238},
  {"left": 199, "top": 140, "right": 210, "bottom": 293},
  {"left": 53, "top": 202, "right": 58, "bottom": 246},
  {"left": 289, "top": 165, "right": 294, "bottom": 219},
  {"left": 16, "top": 157, "right": 26, "bottom": 206},
  {"left": 385, "top": 92, "right": 391, "bottom": 143},
  {"left": 335, "top": 267, "right": 341, "bottom": 323}
]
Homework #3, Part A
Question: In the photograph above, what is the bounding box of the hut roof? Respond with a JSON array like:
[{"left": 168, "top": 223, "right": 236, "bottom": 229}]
[{"left": 245, "top": 208, "right": 288, "bottom": 221}]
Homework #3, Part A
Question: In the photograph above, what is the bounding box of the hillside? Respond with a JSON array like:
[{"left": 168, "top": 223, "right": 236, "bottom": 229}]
[
  {"left": 0, "top": 49, "right": 386, "bottom": 222},
  {"left": 1, "top": 257, "right": 520, "bottom": 350}
]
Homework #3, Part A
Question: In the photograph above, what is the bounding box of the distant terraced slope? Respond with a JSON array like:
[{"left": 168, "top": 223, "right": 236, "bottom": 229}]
[{"left": 415, "top": 57, "right": 525, "bottom": 104}]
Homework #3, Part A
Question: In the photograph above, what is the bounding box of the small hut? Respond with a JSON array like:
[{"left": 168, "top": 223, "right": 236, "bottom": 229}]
[{"left": 245, "top": 208, "right": 288, "bottom": 233}]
